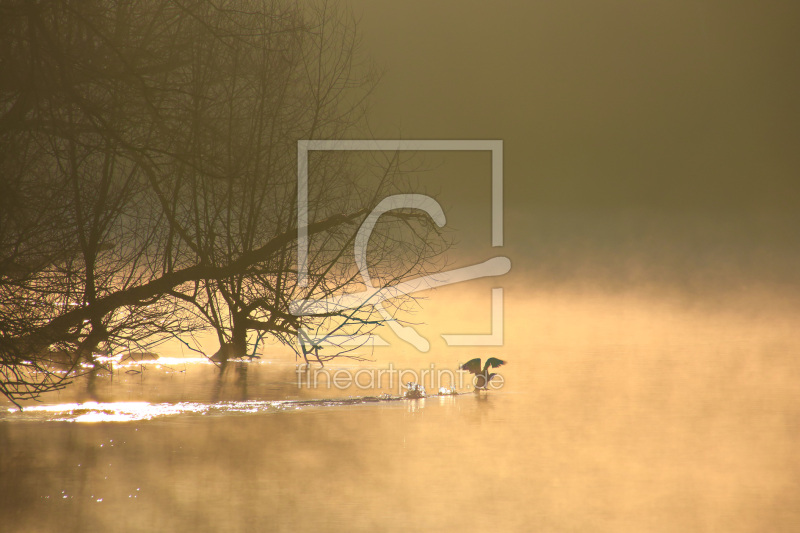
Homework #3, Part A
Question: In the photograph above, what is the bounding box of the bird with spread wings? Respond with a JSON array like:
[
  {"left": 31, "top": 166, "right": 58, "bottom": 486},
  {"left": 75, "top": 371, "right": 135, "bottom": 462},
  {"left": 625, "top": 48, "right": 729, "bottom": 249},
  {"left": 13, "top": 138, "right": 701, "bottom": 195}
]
[{"left": 459, "top": 357, "right": 506, "bottom": 390}]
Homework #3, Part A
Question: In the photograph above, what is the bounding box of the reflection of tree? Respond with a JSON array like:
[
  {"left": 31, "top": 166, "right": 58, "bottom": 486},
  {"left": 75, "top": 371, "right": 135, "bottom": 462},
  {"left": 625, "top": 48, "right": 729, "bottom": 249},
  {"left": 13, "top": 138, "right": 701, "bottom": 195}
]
[{"left": 0, "top": 1, "right": 447, "bottom": 405}]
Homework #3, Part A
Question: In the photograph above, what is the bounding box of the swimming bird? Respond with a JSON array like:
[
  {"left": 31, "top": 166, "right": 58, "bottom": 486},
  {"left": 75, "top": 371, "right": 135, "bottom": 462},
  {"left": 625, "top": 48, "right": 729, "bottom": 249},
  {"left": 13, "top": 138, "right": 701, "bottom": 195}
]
[{"left": 459, "top": 357, "right": 506, "bottom": 390}]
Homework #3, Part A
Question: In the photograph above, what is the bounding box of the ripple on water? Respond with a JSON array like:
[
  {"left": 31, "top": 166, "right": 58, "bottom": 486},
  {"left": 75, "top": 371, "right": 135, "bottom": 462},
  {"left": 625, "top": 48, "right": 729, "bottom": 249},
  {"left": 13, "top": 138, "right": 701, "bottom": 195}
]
[{"left": 2, "top": 392, "right": 449, "bottom": 423}]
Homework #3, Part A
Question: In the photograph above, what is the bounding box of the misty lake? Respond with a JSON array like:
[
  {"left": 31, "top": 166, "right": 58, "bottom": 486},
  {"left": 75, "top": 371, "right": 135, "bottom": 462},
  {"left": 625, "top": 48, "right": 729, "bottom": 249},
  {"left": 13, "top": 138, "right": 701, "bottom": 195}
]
[
  {"left": 2, "top": 290, "right": 799, "bottom": 532},
  {"left": 4, "top": 0, "right": 799, "bottom": 530}
]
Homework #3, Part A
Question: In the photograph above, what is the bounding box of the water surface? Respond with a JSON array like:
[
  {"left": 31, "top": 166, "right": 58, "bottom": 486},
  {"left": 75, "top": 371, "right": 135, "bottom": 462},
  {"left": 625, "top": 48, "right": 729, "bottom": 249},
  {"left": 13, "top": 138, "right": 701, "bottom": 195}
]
[{"left": 2, "top": 292, "right": 799, "bottom": 532}]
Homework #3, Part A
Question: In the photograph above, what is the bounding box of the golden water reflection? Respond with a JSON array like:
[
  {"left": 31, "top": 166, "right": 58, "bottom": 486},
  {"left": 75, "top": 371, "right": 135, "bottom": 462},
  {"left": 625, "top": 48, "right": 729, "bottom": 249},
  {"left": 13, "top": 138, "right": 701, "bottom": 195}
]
[{"left": 1, "top": 290, "right": 799, "bottom": 532}]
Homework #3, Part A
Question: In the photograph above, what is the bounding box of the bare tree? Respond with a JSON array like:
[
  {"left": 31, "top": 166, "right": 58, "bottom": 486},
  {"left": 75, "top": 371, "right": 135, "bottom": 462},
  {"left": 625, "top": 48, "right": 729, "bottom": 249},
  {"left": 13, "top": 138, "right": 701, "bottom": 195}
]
[
  {"left": 0, "top": 0, "right": 448, "bottom": 404},
  {"left": 154, "top": 2, "right": 447, "bottom": 364}
]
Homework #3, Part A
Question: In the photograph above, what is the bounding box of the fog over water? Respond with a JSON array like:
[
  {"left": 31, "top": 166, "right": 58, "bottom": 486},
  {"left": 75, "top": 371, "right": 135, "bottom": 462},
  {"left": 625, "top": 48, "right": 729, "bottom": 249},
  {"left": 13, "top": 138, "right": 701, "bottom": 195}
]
[
  {"left": 3, "top": 284, "right": 799, "bottom": 531},
  {"left": 3, "top": 0, "right": 799, "bottom": 531}
]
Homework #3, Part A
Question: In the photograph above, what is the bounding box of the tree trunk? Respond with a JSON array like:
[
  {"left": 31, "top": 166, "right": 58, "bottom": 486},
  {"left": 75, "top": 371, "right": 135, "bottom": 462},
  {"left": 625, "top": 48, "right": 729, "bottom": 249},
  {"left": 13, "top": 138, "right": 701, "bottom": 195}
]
[{"left": 230, "top": 312, "right": 249, "bottom": 360}]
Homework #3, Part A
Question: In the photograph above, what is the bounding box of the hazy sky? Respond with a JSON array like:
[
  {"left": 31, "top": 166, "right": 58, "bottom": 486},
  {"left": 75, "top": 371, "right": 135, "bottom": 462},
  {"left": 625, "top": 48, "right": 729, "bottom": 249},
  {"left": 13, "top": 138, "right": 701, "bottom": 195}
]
[
  {"left": 349, "top": 0, "right": 800, "bottom": 287},
  {"left": 351, "top": 0, "right": 798, "bottom": 207}
]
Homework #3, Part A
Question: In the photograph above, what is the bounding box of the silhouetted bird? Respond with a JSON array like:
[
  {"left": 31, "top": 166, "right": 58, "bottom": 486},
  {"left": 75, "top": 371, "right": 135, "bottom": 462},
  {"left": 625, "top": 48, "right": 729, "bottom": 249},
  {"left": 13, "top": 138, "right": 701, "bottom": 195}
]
[{"left": 459, "top": 357, "right": 506, "bottom": 390}]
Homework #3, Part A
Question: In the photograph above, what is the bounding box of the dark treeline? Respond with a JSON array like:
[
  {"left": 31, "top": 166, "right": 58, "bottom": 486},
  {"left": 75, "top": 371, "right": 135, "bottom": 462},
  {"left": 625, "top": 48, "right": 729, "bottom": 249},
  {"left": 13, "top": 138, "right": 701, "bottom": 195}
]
[{"left": 0, "top": 0, "right": 445, "bottom": 404}]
